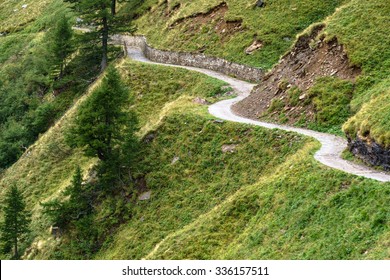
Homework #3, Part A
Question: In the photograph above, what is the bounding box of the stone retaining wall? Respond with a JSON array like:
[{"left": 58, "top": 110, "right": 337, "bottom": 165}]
[{"left": 111, "top": 35, "right": 263, "bottom": 82}]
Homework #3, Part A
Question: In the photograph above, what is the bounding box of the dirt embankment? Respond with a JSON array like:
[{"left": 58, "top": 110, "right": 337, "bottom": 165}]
[
  {"left": 232, "top": 25, "right": 360, "bottom": 121},
  {"left": 169, "top": 2, "right": 243, "bottom": 45}
]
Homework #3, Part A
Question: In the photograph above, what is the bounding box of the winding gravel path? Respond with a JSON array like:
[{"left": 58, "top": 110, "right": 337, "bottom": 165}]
[{"left": 125, "top": 44, "right": 390, "bottom": 182}]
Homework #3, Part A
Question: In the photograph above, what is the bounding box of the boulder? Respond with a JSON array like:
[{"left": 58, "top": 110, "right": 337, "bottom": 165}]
[
  {"left": 171, "top": 156, "right": 180, "bottom": 164},
  {"left": 255, "top": 0, "right": 265, "bottom": 8},
  {"left": 222, "top": 144, "right": 238, "bottom": 153},
  {"left": 245, "top": 40, "right": 263, "bottom": 55},
  {"left": 193, "top": 97, "right": 210, "bottom": 105},
  {"left": 139, "top": 191, "right": 152, "bottom": 201}
]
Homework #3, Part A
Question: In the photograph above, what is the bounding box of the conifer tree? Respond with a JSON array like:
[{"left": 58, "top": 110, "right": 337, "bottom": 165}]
[
  {"left": 65, "top": 0, "right": 113, "bottom": 71},
  {"left": 68, "top": 66, "right": 133, "bottom": 160},
  {"left": 42, "top": 166, "right": 92, "bottom": 228},
  {"left": 66, "top": 66, "right": 138, "bottom": 191},
  {"left": 1, "top": 186, "right": 30, "bottom": 259},
  {"left": 51, "top": 15, "right": 73, "bottom": 79}
]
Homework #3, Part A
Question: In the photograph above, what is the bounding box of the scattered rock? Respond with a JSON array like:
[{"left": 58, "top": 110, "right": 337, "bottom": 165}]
[
  {"left": 245, "top": 40, "right": 263, "bottom": 55},
  {"left": 299, "top": 93, "right": 306, "bottom": 100},
  {"left": 22, "top": 4, "right": 28, "bottom": 9},
  {"left": 213, "top": 119, "right": 225, "bottom": 124},
  {"left": 37, "top": 240, "right": 44, "bottom": 250},
  {"left": 283, "top": 37, "right": 292, "bottom": 42},
  {"left": 171, "top": 156, "right": 180, "bottom": 164},
  {"left": 139, "top": 191, "right": 152, "bottom": 201},
  {"left": 222, "top": 144, "right": 238, "bottom": 153},
  {"left": 193, "top": 97, "right": 210, "bottom": 105},
  {"left": 143, "top": 132, "right": 156, "bottom": 143},
  {"left": 84, "top": 169, "right": 98, "bottom": 185},
  {"left": 255, "top": 0, "right": 266, "bottom": 8},
  {"left": 50, "top": 226, "right": 61, "bottom": 238}
]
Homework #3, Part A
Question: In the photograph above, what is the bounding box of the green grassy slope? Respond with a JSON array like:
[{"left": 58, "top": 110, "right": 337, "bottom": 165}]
[
  {"left": 2, "top": 57, "right": 389, "bottom": 259},
  {"left": 0, "top": 0, "right": 107, "bottom": 170},
  {"left": 131, "top": 0, "right": 348, "bottom": 69},
  {"left": 128, "top": 0, "right": 390, "bottom": 148},
  {"left": 0, "top": 0, "right": 53, "bottom": 33},
  {"left": 144, "top": 142, "right": 389, "bottom": 260},
  {"left": 323, "top": 0, "right": 390, "bottom": 146},
  {"left": 96, "top": 112, "right": 305, "bottom": 260},
  {"left": 0, "top": 0, "right": 389, "bottom": 260},
  {"left": 2, "top": 59, "right": 278, "bottom": 258}
]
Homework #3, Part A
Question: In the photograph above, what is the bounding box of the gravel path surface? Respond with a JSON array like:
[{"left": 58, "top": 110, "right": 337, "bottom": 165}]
[{"left": 125, "top": 44, "right": 390, "bottom": 182}]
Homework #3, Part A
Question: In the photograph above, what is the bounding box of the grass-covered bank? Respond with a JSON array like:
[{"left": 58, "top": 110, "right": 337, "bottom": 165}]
[
  {"left": 142, "top": 141, "right": 389, "bottom": 260},
  {"left": 129, "top": 0, "right": 348, "bottom": 69},
  {"left": 96, "top": 112, "right": 305, "bottom": 259},
  {"left": 3, "top": 59, "right": 300, "bottom": 259},
  {"left": 323, "top": 0, "right": 390, "bottom": 147},
  {"left": 1, "top": 57, "right": 388, "bottom": 260}
]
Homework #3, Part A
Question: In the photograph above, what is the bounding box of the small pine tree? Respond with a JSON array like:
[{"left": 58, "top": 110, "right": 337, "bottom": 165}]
[
  {"left": 1, "top": 186, "right": 31, "bottom": 259},
  {"left": 51, "top": 15, "right": 73, "bottom": 79},
  {"left": 42, "top": 166, "right": 92, "bottom": 228}
]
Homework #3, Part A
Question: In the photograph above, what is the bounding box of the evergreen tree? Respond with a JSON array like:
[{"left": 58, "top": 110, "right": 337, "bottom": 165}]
[
  {"left": 66, "top": 66, "right": 138, "bottom": 190},
  {"left": 1, "top": 186, "right": 30, "bottom": 259},
  {"left": 68, "top": 66, "right": 136, "bottom": 161},
  {"left": 42, "top": 166, "right": 92, "bottom": 229},
  {"left": 65, "top": 0, "right": 113, "bottom": 71},
  {"left": 51, "top": 15, "right": 73, "bottom": 79}
]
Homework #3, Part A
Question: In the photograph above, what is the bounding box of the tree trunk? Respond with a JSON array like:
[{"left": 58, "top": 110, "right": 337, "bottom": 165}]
[
  {"left": 101, "top": 16, "right": 109, "bottom": 72},
  {"left": 59, "top": 61, "right": 64, "bottom": 80},
  {"left": 111, "top": 0, "right": 116, "bottom": 16},
  {"left": 14, "top": 236, "right": 18, "bottom": 259}
]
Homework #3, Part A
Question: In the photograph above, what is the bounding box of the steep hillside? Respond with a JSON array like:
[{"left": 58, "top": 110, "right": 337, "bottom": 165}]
[
  {"left": 0, "top": 0, "right": 107, "bottom": 170},
  {"left": 142, "top": 144, "right": 389, "bottom": 260},
  {"left": 0, "top": 0, "right": 389, "bottom": 260},
  {"left": 234, "top": 0, "right": 390, "bottom": 168},
  {"left": 132, "top": 0, "right": 348, "bottom": 69},
  {"left": 127, "top": 0, "right": 390, "bottom": 169}
]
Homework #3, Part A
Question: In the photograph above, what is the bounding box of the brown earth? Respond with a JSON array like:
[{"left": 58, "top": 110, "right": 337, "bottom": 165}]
[
  {"left": 232, "top": 24, "right": 361, "bottom": 123},
  {"left": 169, "top": 2, "right": 243, "bottom": 44}
]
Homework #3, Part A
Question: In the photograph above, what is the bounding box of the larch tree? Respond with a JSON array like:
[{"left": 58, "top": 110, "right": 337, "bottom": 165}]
[
  {"left": 1, "top": 186, "right": 31, "bottom": 259},
  {"left": 51, "top": 15, "right": 74, "bottom": 79},
  {"left": 66, "top": 66, "right": 138, "bottom": 190},
  {"left": 65, "top": 0, "right": 113, "bottom": 71}
]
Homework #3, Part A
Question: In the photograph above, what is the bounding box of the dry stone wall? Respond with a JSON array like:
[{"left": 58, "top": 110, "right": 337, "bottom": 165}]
[{"left": 111, "top": 35, "right": 263, "bottom": 82}]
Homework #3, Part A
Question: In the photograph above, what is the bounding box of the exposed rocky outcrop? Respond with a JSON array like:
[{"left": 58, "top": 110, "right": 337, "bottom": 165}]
[
  {"left": 348, "top": 137, "right": 390, "bottom": 171},
  {"left": 232, "top": 24, "right": 361, "bottom": 120}
]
